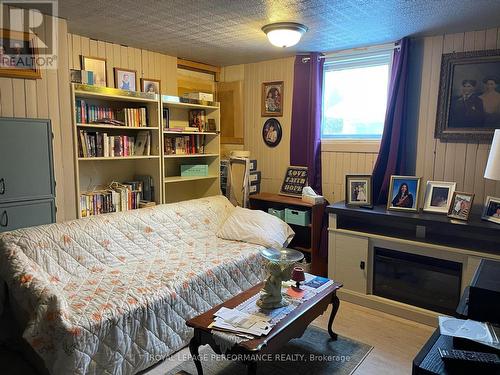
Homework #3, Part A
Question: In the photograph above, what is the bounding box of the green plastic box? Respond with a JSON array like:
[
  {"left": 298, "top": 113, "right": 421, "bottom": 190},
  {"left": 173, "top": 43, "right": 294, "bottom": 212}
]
[
  {"left": 268, "top": 208, "right": 285, "bottom": 220},
  {"left": 285, "top": 208, "right": 310, "bottom": 226},
  {"left": 180, "top": 164, "right": 208, "bottom": 177}
]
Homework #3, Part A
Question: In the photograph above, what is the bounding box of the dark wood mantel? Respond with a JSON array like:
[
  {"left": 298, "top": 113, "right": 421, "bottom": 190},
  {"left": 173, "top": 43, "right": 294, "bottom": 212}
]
[{"left": 327, "top": 201, "right": 500, "bottom": 255}]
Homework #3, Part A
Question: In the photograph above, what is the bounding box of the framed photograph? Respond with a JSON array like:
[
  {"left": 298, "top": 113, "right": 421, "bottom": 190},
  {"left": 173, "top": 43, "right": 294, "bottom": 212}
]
[
  {"left": 387, "top": 176, "right": 421, "bottom": 212},
  {"left": 262, "top": 118, "right": 282, "bottom": 147},
  {"left": 481, "top": 196, "right": 500, "bottom": 224},
  {"left": 345, "top": 175, "right": 372, "bottom": 207},
  {"left": 140, "top": 78, "right": 160, "bottom": 94},
  {"left": 436, "top": 49, "right": 500, "bottom": 142},
  {"left": 423, "top": 181, "right": 456, "bottom": 214},
  {"left": 262, "top": 81, "right": 283, "bottom": 117},
  {"left": 206, "top": 118, "right": 217, "bottom": 132},
  {"left": 114, "top": 68, "right": 136, "bottom": 91},
  {"left": 447, "top": 192, "right": 474, "bottom": 221},
  {"left": 189, "top": 109, "right": 206, "bottom": 132},
  {"left": 280, "top": 166, "right": 308, "bottom": 197},
  {"left": 0, "top": 29, "right": 41, "bottom": 79},
  {"left": 81, "top": 56, "right": 107, "bottom": 86}
]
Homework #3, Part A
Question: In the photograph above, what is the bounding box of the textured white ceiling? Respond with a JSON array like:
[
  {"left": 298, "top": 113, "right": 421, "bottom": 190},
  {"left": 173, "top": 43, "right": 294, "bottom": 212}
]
[{"left": 58, "top": 0, "right": 500, "bottom": 66}]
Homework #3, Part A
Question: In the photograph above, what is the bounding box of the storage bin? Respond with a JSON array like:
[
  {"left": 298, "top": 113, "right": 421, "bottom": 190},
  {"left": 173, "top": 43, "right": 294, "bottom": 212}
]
[
  {"left": 180, "top": 164, "right": 208, "bottom": 177},
  {"left": 285, "top": 208, "right": 311, "bottom": 226},
  {"left": 268, "top": 208, "right": 285, "bottom": 220}
]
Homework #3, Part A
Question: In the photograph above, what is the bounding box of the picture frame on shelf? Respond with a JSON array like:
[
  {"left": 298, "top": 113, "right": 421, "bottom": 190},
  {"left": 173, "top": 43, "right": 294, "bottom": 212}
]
[
  {"left": 447, "top": 191, "right": 474, "bottom": 221},
  {"left": 81, "top": 56, "right": 107, "bottom": 86},
  {"left": 481, "top": 196, "right": 500, "bottom": 224},
  {"left": 189, "top": 109, "right": 206, "bottom": 132},
  {"left": 345, "top": 174, "right": 373, "bottom": 208},
  {"left": 387, "top": 175, "right": 421, "bottom": 212},
  {"left": 262, "top": 81, "right": 283, "bottom": 117},
  {"left": 0, "top": 29, "right": 41, "bottom": 79},
  {"left": 279, "top": 166, "right": 308, "bottom": 197},
  {"left": 435, "top": 48, "right": 500, "bottom": 142},
  {"left": 114, "top": 67, "right": 137, "bottom": 91},
  {"left": 206, "top": 118, "right": 217, "bottom": 132},
  {"left": 423, "top": 181, "right": 456, "bottom": 214},
  {"left": 141, "top": 78, "right": 160, "bottom": 94}
]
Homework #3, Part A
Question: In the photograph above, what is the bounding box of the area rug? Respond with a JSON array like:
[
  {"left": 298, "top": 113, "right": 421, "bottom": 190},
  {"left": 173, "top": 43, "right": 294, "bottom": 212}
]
[{"left": 167, "top": 326, "right": 373, "bottom": 375}]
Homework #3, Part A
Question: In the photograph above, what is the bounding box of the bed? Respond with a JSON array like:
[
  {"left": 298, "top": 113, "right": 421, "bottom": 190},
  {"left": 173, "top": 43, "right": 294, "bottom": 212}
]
[{"left": 0, "top": 195, "right": 266, "bottom": 374}]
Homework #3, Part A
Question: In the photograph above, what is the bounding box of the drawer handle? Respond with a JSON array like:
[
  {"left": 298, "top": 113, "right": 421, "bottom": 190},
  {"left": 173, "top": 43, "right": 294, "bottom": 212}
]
[
  {"left": 0, "top": 178, "right": 4, "bottom": 195},
  {"left": 0, "top": 210, "right": 7, "bottom": 227}
]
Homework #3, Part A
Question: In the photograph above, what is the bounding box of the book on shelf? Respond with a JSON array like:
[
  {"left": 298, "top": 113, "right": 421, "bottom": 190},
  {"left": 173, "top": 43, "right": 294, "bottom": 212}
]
[
  {"left": 164, "top": 134, "right": 205, "bottom": 155},
  {"left": 78, "top": 130, "right": 152, "bottom": 157},
  {"left": 75, "top": 99, "right": 148, "bottom": 127},
  {"left": 80, "top": 180, "right": 152, "bottom": 217}
]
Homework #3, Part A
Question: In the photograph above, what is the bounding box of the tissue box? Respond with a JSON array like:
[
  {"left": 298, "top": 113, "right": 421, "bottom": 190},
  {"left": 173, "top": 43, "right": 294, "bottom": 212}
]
[{"left": 302, "top": 195, "right": 325, "bottom": 205}]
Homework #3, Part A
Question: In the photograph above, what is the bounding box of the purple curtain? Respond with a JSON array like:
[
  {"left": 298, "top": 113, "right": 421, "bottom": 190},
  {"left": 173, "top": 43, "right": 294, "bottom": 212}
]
[
  {"left": 290, "top": 53, "right": 324, "bottom": 194},
  {"left": 290, "top": 53, "right": 329, "bottom": 262},
  {"left": 372, "top": 38, "right": 410, "bottom": 204}
]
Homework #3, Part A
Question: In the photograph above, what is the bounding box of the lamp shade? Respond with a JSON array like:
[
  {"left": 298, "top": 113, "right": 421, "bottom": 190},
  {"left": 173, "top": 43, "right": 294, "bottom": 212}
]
[
  {"left": 485, "top": 129, "right": 500, "bottom": 181},
  {"left": 291, "top": 266, "right": 305, "bottom": 282}
]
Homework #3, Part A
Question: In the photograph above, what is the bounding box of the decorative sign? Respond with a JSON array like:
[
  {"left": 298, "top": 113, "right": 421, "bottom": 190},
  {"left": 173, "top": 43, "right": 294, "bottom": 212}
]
[{"left": 279, "top": 166, "right": 308, "bottom": 197}]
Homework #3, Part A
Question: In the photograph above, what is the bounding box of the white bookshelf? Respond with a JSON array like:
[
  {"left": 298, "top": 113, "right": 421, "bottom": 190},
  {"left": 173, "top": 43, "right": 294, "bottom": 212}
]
[
  {"left": 71, "top": 84, "right": 163, "bottom": 218},
  {"left": 161, "top": 95, "right": 221, "bottom": 203}
]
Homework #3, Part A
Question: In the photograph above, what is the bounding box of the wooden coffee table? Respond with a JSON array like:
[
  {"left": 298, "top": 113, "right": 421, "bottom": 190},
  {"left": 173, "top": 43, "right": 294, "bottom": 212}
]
[{"left": 186, "top": 281, "right": 343, "bottom": 375}]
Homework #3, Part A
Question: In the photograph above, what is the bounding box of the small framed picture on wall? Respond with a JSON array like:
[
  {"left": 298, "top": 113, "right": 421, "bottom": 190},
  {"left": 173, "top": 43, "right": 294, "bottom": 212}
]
[
  {"left": 114, "top": 68, "right": 137, "bottom": 91},
  {"left": 262, "top": 81, "right": 283, "bottom": 117},
  {"left": 345, "top": 174, "right": 373, "bottom": 208}
]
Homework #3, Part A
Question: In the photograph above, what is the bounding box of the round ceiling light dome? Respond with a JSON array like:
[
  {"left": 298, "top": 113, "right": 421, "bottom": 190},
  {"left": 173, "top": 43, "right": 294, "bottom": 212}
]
[{"left": 261, "top": 22, "right": 308, "bottom": 48}]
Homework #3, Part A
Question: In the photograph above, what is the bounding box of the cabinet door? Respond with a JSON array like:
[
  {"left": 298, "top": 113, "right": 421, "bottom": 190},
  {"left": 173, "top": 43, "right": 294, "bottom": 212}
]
[
  {"left": 0, "top": 118, "right": 55, "bottom": 203},
  {"left": 0, "top": 199, "right": 55, "bottom": 232},
  {"left": 333, "top": 233, "right": 369, "bottom": 293}
]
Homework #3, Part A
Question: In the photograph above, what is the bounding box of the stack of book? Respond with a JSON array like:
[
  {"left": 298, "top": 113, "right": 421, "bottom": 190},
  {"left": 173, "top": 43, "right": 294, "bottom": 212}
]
[
  {"left": 78, "top": 130, "right": 151, "bottom": 157},
  {"left": 75, "top": 100, "right": 148, "bottom": 127},
  {"left": 80, "top": 181, "right": 143, "bottom": 217},
  {"left": 164, "top": 135, "right": 205, "bottom": 155}
]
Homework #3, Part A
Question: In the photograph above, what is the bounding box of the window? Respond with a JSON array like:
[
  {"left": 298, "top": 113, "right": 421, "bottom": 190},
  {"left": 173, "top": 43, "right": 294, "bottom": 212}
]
[{"left": 322, "top": 49, "right": 393, "bottom": 139}]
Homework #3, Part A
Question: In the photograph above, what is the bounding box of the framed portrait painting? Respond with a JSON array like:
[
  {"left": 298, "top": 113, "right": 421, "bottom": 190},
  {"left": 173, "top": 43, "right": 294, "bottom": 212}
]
[
  {"left": 140, "top": 78, "right": 160, "bottom": 94},
  {"left": 262, "top": 81, "right": 283, "bottom": 117},
  {"left": 387, "top": 176, "right": 421, "bottom": 212},
  {"left": 81, "top": 56, "right": 107, "bottom": 86},
  {"left": 345, "top": 175, "right": 372, "bottom": 208},
  {"left": 114, "top": 68, "right": 136, "bottom": 91},
  {"left": 448, "top": 192, "right": 474, "bottom": 221},
  {"left": 482, "top": 196, "right": 500, "bottom": 224},
  {"left": 423, "top": 181, "right": 456, "bottom": 214},
  {"left": 262, "top": 118, "right": 282, "bottom": 147},
  {"left": 0, "top": 29, "right": 41, "bottom": 79},
  {"left": 436, "top": 49, "right": 500, "bottom": 142}
]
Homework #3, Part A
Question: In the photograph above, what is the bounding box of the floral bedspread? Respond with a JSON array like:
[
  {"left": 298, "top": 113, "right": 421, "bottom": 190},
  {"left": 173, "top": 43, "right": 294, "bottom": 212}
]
[{"left": 0, "top": 196, "right": 265, "bottom": 374}]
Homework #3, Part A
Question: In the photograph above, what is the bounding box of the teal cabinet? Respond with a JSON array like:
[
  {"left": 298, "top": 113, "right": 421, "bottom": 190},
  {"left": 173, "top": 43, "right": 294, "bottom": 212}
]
[{"left": 0, "top": 118, "right": 55, "bottom": 232}]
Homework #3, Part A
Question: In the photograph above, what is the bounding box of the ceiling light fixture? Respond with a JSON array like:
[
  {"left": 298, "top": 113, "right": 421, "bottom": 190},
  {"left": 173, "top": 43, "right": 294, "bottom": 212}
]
[{"left": 262, "top": 22, "right": 308, "bottom": 48}]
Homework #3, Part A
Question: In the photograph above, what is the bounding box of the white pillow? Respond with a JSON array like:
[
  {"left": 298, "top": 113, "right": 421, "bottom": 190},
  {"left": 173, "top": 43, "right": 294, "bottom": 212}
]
[{"left": 217, "top": 206, "right": 295, "bottom": 249}]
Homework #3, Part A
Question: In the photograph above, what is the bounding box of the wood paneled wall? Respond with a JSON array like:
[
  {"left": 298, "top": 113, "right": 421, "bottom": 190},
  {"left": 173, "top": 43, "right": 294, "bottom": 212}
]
[
  {"left": 415, "top": 28, "right": 500, "bottom": 206},
  {"left": 321, "top": 150, "right": 378, "bottom": 203},
  {"left": 0, "top": 12, "right": 73, "bottom": 221},
  {"left": 242, "top": 57, "right": 294, "bottom": 193},
  {"left": 0, "top": 12, "right": 179, "bottom": 222},
  {"left": 67, "top": 33, "right": 178, "bottom": 95}
]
